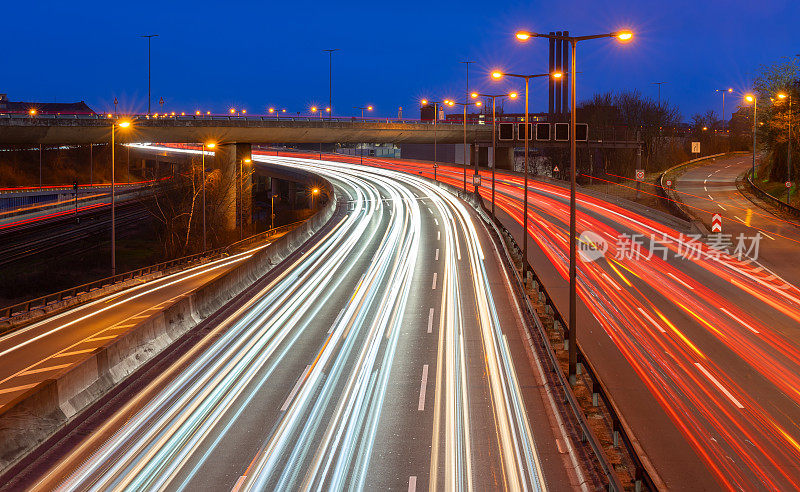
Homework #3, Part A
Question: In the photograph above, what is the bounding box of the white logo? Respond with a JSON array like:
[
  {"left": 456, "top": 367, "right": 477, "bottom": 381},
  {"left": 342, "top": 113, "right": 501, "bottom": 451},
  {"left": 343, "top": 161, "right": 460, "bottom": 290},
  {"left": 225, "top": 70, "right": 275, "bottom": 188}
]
[{"left": 578, "top": 231, "right": 608, "bottom": 262}]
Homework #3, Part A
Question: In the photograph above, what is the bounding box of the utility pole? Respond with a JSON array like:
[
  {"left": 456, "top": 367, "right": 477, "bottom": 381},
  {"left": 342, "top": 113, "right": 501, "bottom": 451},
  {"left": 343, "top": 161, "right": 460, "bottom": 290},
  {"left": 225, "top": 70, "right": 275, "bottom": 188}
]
[
  {"left": 323, "top": 49, "right": 339, "bottom": 119},
  {"left": 141, "top": 34, "right": 159, "bottom": 115},
  {"left": 652, "top": 82, "right": 666, "bottom": 106}
]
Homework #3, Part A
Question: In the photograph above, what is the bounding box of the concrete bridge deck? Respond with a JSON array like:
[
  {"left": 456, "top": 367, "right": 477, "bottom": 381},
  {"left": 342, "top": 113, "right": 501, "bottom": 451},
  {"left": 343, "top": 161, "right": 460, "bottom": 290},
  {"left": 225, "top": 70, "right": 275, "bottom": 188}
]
[{"left": 0, "top": 114, "right": 489, "bottom": 145}]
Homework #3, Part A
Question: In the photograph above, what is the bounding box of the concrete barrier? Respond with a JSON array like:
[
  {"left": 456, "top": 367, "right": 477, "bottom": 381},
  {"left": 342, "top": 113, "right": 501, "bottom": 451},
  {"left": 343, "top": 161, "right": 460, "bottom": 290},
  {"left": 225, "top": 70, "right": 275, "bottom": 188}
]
[{"left": 0, "top": 171, "right": 337, "bottom": 475}]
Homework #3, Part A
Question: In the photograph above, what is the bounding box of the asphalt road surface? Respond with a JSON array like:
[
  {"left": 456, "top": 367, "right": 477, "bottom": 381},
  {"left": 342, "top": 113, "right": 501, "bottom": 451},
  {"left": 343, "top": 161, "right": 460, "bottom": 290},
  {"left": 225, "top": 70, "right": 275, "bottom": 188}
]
[
  {"left": 15, "top": 156, "right": 580, "bottom": 491},
  {"left": 676, "top": 152, "right": 800, "bottom": 281},
  {"left": 0, "top": 247, "right": 267, "bottom": 409},
  {"left": 350, "top": 155, "right": 800, "bottom": 491}
]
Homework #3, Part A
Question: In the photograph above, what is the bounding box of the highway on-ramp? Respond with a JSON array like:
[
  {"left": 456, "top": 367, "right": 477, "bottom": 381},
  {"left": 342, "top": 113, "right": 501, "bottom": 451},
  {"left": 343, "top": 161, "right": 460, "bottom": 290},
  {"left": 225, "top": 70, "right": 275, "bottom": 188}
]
[
  {"left": 12, "top": 156, "right": 580, "bottom": 491},
  {"left": 675, "top": 152, "right": 800, "bottom": 280}
]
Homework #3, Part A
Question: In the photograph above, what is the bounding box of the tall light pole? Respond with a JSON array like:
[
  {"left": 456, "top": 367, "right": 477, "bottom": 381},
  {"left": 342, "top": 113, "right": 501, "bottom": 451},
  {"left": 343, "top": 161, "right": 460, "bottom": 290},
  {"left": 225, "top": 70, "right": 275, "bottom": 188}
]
[
  {"left": 461, "top": 60, "right": 476, "bottom": 106},
  {"left": 447, "top": 99, "right": 482, "bottom": 194},
  {"left": 201, "top": 141, "right": 215, "bottom": 251},
  {"left": 141, "top": 34, "right": 158, "bottom": 115},
  {"left": 323, "top": 49, "right": 339, "bottom": 119},
  {"left": 111, "top": 119, "right": 131, "bottom": 275},
  {"left": 490, "top": 70, "right": 562, "bottom": 280},
  {"left": 715, "top": 87, "right": 733, "bottom": 128},
  {"left": 778, "top": 92, "right": 793, "bottom": 203},
  {"left": 471, "top": 90, "right": 519, "bottom": 218},
  {"left": 515, "top": 28, "right": 633, "bottom": 384},
  {"left": 653, "top": 81, "right": 666, "bottom": 106},
  {"left": 421, "top": 99, "right": 447, "bottom": 182},
  {"left": 745, "top": 94, "right": 758, "bottom": 179}
]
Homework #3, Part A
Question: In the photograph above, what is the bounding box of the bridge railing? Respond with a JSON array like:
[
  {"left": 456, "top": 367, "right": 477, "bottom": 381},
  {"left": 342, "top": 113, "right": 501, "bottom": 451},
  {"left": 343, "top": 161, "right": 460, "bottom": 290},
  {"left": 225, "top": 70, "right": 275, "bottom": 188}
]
[
  {"left": 1, "top": 113, "right": 473, "bottom": 126},
  {"left": 0, "top": 221, "right": 303, "bottom": 329}
]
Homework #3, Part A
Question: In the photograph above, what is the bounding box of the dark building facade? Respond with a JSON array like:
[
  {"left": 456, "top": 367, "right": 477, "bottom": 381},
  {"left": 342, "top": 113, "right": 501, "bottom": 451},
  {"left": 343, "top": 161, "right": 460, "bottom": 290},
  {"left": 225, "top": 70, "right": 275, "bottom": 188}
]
[{"left": 0, "top": 94, "right": 95, "bottom": 114}]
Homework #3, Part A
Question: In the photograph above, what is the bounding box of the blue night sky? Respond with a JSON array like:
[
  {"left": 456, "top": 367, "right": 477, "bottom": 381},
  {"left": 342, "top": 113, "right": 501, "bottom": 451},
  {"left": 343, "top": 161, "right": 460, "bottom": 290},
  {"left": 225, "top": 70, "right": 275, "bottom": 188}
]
[{"left": 4, "top": 0, "right": 798, "bottom": 122}]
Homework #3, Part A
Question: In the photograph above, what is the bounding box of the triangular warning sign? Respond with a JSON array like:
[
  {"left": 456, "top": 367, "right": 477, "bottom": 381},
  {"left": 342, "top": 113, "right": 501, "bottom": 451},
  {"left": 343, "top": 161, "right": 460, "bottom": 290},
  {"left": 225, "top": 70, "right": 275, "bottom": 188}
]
[{"left": 553, "top": 166, "right": 559, "bottom": 172}]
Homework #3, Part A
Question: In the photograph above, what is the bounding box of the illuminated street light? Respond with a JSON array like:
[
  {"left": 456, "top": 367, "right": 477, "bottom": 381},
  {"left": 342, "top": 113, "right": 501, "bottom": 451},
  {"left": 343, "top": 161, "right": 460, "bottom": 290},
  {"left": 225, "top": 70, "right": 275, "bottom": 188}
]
[
  {"left": 29, "top": 108, "right": 37, "bottom": 116},
  {"left": 470, "top": 89, "right": 521, "bottom": 218},
  {"left": 744, "top": 94, "right": 758, "bottom": 179},
  {"left": 420, "top": 99, "right": 451, "bottom": 181},
  {"left": 715, "top": 88, "right": 734, "bottom": 126},
  {"left": 776, "top": 92, "right": 793, "bottom": 203},
  {"left": 354, "top": 105, "right": 373, "bottom": 119},
  {"left": 513, "top": 28, "right": 634, "bottom": 384},
  {"left": 449, "top": 99, "right": 483, "bottom": 193},
  {"left": 110, "top": 119, "right": 132, "bottom": 275},
  {"left": 201, "top": 141, "right": 216, "bottom": 251},
  {"left": 490, "top": 69, "right": 564, "bottom": 286}
]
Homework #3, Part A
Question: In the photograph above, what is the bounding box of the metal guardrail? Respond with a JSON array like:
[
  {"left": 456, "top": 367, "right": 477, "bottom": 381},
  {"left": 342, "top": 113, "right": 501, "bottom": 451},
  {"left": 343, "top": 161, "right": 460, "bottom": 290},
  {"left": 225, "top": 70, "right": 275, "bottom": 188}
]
[
  {"left": 746, "top": 172, "right": 800, "bottom": 219},
  {"left": 488, "top": 217, "right": 653, "bottom": 491},
  {"left": 0, "top": 221, "right": 303, "bottom": 325}
]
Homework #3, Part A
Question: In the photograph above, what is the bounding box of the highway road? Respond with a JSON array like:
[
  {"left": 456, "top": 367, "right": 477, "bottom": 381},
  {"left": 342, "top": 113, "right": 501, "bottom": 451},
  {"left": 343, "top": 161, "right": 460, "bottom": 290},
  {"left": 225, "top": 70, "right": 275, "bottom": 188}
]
[
  {"left": 11, "top": 155, "right": 582, "bottom": 491},
  {"left": 329, "top": 154, "right": 800, "bottom": 490},
  {"left": 675, "top": 152, "right": 800, "bottom": 280},
  {"left": 0, "top": 246, "right": 268, "bottom": 409}
]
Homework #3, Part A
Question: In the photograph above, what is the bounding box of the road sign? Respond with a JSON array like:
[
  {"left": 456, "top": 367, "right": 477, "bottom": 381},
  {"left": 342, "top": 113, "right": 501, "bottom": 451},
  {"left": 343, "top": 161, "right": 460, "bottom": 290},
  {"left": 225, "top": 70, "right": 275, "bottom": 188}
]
[
  {"left": 472, "top": 174, "right": 481, "bottom": 187},
  {"left": 711, "top": 213, "right": 722, "bottom": 233},
  {"left": 666, "top": 179, "right": 673, "bottom": 187},
  {"left": 553, "top": 166, "right": 560, "bottom": 173},
  {"left": 691, "top": 141, "right": 701, "bottom": 154},
  {"left": 635, "top": 169, "right": 645, "bottom": 181},
  {"left": 786, "top": 181, "right": 793, "bottom": 188}
]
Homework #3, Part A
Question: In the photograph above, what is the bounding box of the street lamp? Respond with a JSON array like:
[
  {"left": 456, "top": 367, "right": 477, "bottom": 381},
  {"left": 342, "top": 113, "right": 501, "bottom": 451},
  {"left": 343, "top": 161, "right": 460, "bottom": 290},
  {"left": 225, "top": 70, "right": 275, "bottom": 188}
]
[
  {"left": 354, "top": 105, "right": 373, "bottom": 119},
  {"left": 268, "top": 107, "right": 287, "bottom": 120},
  {"left": 201, "top": 141, "right": 216, "bottom": 251},
  {"left": 471, "top": 90, "right": 518, "bottom": 218},
  {"left": 111, "top": 119, "right": 132, "bottom": 275},
  {"left": 777, "top": 92, "right": 793, "bottom": 203},
  {"left": 421, "top": 99, "right": 449, "bottom": 182},
  {"left": 716, "top": 87, "right": 734, "bottom": 128},
  {"left": 447, "top": 99, "right": 482, "bottom": 194},
  {"left": 744, "top": 94, "right": 758, "bottom": 179},
  {"left": 515, "top": 28, "right": 633, "bottom": 384},
  {"left": 490, "top": 69, "right": 562, "bottom": 284}
]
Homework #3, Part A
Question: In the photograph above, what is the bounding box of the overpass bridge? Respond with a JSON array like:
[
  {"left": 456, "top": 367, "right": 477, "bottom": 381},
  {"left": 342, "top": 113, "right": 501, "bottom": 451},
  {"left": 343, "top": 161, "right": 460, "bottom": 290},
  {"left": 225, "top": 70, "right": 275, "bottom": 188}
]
[{"left": 0, "top": 114, "right": 487, "bottom": 145}]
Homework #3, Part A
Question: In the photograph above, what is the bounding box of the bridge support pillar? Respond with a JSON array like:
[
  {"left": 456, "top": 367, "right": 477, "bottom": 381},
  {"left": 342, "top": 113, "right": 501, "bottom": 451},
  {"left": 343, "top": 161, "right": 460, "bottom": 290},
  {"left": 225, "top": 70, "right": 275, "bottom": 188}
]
[
  {"left": 494, "top": 146, "right": 515, "bottom": 170},
  {"left": 214, "top": 143, "right": 252, "bottom": 235}
]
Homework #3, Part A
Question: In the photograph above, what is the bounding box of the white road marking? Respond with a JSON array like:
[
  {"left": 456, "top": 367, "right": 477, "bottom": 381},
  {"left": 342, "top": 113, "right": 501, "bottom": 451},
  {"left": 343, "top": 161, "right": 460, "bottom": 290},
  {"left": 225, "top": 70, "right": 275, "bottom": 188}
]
[
  {"left": 667, "top": 272, "right": 695, "bottom": 290},
  {"left": 435, "top": 248, "right": 440, "bottom": 261},
  {"left": 280, "top": 365, "right": 311, "bottom": 412},
  {"left": 418, "top": 365, "right": 429, "bottom": 411},
  {"left": 427, "top": 308, "right": 434, "bottom": 333},
  {"left": 720, "top": 307, "right": 759, "bottom": 334},
  {"left": 437, "top": 231, "right": 440, "bottom": 241},
  {"left": 704, "top": 179, "right": 708, "bottom": 185},
  {"left": 434, "top": 218, "right": 439, "bottom": 226},
  {"left": 695, "top": 363, "right": 744, "bottom": 409},
  {"left": 408, "top": 476, "right": 418, "bottom": 492},
  {"left": 431, "top": 273, "right": 438, "bottom": 290},
  {"left": 708, "top": 194, "right": 714, "bottom": 200},
  {"left": 600, "top": 272, "right": 622, "bottom": 291},
  {"left": 704, "top": 186, "right": 708, "bottom": 192},
  {"left": 717, "top": 204, "right": 727, "bottom": 211},
  {"left": 636, "top": 307, "right": 667, "bottom": 333}
]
